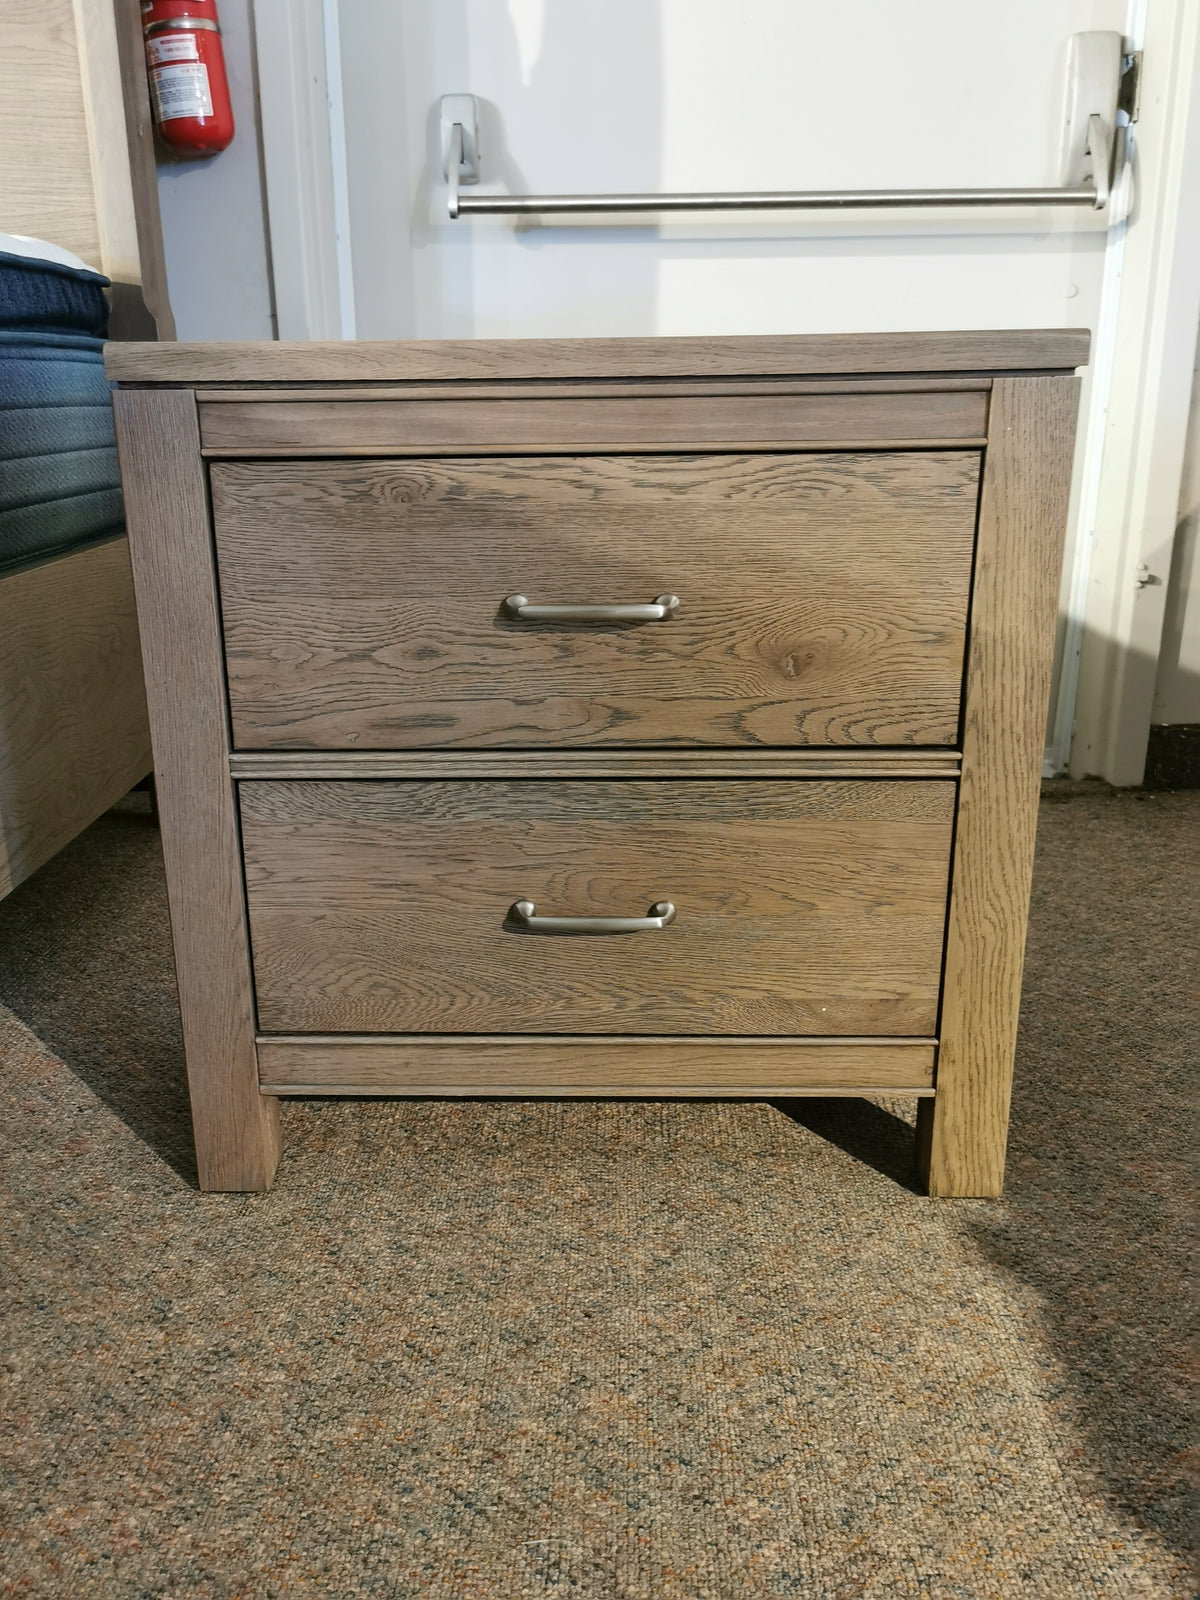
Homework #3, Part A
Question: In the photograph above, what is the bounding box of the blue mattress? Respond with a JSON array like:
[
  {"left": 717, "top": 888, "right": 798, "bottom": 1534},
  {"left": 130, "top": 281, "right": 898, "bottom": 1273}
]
[{"left": 0, "top": 251, "right": 124, "bottom": 576}]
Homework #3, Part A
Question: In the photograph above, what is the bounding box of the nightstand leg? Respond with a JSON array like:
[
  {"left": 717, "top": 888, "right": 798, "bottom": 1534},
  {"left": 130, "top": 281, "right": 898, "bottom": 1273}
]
[
  {"left": 917, "top": 376, "right": 1079, "bottom": 1198},
  {"left": 114, "top": 388, "right": 281, "bottom": 1192}
]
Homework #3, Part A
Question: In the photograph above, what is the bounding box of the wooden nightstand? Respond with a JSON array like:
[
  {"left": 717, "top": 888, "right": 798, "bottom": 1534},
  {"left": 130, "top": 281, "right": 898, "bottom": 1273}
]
[{"left": 107, "top": 332, "right": 1084, "bottom": 1195}]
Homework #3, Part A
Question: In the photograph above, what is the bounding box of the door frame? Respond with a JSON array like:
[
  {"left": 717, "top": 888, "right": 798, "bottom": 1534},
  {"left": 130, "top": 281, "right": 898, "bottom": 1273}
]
[
  {"left": 1059, "top": 0, "right": 1200, "bottom": 782},
  {"left": 251, "top": 0, "right": 353, "bottom": 341}
]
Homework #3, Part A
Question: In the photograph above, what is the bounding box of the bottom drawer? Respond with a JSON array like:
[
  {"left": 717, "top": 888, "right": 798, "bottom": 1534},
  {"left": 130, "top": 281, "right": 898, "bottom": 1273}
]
[{"left": 240, "top": 778, "right": 954, "bottom": 1037}]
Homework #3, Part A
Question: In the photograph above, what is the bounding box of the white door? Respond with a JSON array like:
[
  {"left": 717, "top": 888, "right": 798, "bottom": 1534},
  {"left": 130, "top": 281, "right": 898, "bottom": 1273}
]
[
  {"left": 256, "top": 0, "right": 1200, "bottom": 781},
  {"left": 336, "top": 0, "right": 1123, "bottom": 342}
]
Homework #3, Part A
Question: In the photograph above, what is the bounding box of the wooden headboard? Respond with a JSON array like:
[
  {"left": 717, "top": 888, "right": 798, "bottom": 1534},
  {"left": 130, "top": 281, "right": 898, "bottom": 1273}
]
[{"left": 0, "top": 0, "right": 173, "bottom": 337}]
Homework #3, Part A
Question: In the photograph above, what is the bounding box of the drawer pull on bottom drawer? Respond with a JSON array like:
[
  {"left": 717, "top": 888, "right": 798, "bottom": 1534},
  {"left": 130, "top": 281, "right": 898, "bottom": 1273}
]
[
  {"left": 502, "top": 592, "right": 680, "bottom": 623},
  {"left": 510, "top": 898, "right": 677, "bottom": 934}
]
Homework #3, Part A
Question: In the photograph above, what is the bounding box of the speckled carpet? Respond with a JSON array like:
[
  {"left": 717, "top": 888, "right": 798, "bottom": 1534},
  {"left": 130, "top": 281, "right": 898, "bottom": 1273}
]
[{"left": 0, "top": 786, "right": 1195, "bottom": 1599}]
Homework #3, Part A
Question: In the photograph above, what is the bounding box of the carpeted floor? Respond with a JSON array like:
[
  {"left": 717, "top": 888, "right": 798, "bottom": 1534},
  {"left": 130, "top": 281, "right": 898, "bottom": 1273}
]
[{"left": 0, "top": 786, "right": 1195, "bottom": 1598}]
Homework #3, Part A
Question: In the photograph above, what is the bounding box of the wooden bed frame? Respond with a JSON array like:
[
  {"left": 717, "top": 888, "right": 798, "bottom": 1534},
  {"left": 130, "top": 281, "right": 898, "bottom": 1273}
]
[
  {"left": 0, "top": 0, "right": 171, "bottom": 899},
  {"left": 0, "top": 538, "right": 151, "bottom": 896}
]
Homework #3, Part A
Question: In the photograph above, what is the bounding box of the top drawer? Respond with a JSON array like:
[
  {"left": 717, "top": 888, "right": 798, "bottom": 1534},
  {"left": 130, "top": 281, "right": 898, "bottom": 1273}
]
[
  {"left": 197, "top": 388, "right": 988, "bottom": 455},
  {"left": 211, "top": 450, "right": 979, "bottom": 751}
]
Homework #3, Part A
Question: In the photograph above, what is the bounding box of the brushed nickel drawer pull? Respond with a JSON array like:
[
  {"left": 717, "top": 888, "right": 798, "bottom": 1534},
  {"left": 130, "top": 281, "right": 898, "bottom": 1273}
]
[
  {"left": 503, "top": 593, "right": 680, "bottom": 623},
  {"left": 510, "top": 898, "right": 677, "bottom": 934}
]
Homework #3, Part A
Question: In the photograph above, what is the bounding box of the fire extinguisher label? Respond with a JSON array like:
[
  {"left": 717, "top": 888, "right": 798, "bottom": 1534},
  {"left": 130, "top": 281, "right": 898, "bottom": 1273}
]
[
  {"left": 150, "top": 61, "right": 215, "bottom": 122},
  {"left": 147, "top": 34, "right": 201, "bottom": 66}
]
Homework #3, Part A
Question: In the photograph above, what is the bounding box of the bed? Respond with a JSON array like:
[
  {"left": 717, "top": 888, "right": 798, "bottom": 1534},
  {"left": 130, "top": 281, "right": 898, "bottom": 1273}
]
[
  {"left": 0, "top": 0, "right": 170, "bottom": 901},
  {"left": 0, "top": 240, "right": 151, "bottom": 897}
]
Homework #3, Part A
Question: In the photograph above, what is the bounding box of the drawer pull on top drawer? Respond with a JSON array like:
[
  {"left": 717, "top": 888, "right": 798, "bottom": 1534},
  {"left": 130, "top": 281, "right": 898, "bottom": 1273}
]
[
  {"left": 510, "top": 898, "right": 677, "bottom": 934},
  {"left": 503, "top": 592, "right": 680, "bottom": 623}
]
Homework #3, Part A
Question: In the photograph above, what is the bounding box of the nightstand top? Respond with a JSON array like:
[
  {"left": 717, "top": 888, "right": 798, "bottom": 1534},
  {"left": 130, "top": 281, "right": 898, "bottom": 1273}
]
[{"left": 105, "top": 329, "right": 1090, "bottom": 386}]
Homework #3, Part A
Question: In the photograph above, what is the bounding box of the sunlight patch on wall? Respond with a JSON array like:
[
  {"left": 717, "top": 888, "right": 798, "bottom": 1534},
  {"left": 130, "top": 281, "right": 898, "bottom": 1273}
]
[{"left": 506, "top": 0, "right": 547, "bottom": 85}]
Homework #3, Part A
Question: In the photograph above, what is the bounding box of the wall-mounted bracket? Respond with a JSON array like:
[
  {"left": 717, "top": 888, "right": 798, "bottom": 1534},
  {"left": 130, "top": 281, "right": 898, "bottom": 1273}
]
[
  {"left": 1060, "top": 31, "right": 1123, "bottom": 208},
  {"left": 440, "top": 94, "right": 479, "bottom": 219}
]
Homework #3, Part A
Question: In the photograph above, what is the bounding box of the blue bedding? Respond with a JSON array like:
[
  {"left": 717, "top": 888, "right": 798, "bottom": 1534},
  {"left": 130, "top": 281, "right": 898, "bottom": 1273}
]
[{"left": 0, "top": 252, "right": 124, "bottom": 576}]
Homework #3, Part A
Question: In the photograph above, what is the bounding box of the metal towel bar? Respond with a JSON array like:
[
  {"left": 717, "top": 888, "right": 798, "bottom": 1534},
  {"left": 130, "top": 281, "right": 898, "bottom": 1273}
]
[
  {"left": 445, "top": 117, "right": 1111, "bottom": 219},
  {"left": 440, "top": 37, "right": 1133, "bottom": 222}
]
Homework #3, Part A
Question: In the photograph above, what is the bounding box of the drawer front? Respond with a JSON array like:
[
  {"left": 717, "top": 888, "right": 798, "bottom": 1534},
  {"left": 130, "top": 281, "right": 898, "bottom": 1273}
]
[
  {"left": 241, "top": 778, "right": 954, "bottom": 1036},
  {"left": 212, "top": 451, "right": 978, "bottom": 750},
  {"left": 198, "top": 388, "right": 988, "bottom": 453}
]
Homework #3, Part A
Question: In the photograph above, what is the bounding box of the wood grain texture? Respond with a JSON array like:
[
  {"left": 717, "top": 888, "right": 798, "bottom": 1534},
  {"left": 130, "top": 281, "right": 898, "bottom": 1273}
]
[
  {"left": 212, "top": 452, "right": 979, "bottom": 750},
  {"left": 239, "top": 778, "right": 955, "bottom": 1037},
  {"left": 228, "top": 750, "right": 962, "bottom": 781},
  {"left": 109, "top": 0, "right": 175, "bottom": 337},
  {"left": 200, "top": 378, "right": 994, "bottom": 402},
  {"left": 256, "top": 1036, "right": 937, "bottom": 1095},
  {"left": 104, "top": 329, "right": 1090, "bottom": 384},
  {"left": 918, "top": 375, "right": 1081, "bottom": 1198},
  {"left": 0, "top": 0, "right": 170, "bottom": 335},
  {"left": 197, "top": 391, "right": 987, "bottom": 454},
  {"left": 112, "top": 389, "right": 279, "bottom": 1192},
  {"left": 207, "top": 441, "right": 989, "bottom": 463},
  {"left": 0, "top": 538, "right": 151, "bottom": 899},
  {"left": 0, "top": 0, "right": 101, "bottom": 266},
  {"left": 71, "top": 0, "right": 137, "bottom": 284}
]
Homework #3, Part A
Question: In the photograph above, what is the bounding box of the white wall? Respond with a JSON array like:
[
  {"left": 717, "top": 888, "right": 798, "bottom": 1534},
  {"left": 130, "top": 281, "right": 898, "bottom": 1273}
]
[
  {"left": 1152, "top": 324, "right": 1200, "bottom": 725},
  {"left": 155, "top": 0, "right": 274, "bottom": 341}
]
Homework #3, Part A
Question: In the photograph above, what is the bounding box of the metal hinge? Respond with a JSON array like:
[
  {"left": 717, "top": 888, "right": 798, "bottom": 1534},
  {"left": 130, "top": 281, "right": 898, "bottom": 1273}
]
[{"left": 1119, "top": 50, "right": 1142, "bottom": 123}]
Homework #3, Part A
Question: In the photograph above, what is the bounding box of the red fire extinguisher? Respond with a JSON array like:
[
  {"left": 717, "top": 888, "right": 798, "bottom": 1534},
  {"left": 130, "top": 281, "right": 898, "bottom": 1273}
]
[{"left": 142, "top": 0, "right": 235, "bottom": 156}]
